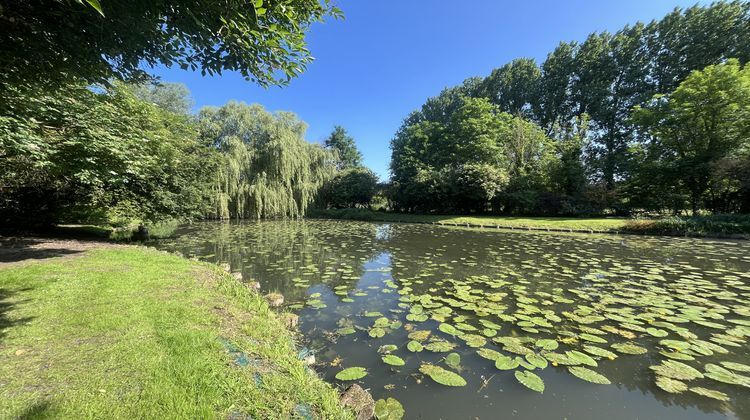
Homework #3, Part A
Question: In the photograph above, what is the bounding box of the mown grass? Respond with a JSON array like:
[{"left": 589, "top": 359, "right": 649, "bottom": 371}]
[
  {"left": 309, "top": 209, "right": 627, "bottom": 231},
  {"left": 309, "top": 209, "right": 750, "bottom": 238},
  {"left": 0, "top": 247, "right": 350, "bottom": 419}
]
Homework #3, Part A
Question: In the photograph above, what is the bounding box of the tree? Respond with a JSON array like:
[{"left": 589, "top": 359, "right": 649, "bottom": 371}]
[
  {"left": 198, "top": 102, "right": 336, "bottom": 219},
  {"left": 478, "top": 58, "right": 541, "bottom": 117},
  {"left": 325, "top": 126, "right": 363, "bottom": 170},
  {"left": 132, "top": 82, "right": 194, "bottom": 115},
  {"left": 322, "top": 167, "right": 379, "bottom": 208},
  {"left": 0, "top": 81, "right": 216, "bottom": 225},
  {"left": 633, "top": 60, "right": 750, "bottom": 214},
  {"left": 0, "top": 0, "right": 342, "bottom": 88}
]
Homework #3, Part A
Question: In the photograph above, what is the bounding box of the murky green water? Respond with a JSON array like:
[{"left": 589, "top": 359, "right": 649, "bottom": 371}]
[{"left": 153, "top": 220, "right": 750, "bottom": 419}]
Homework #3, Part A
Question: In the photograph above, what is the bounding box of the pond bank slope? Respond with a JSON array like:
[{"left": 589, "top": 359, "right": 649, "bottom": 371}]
[{"left": 0, "top": 242, "right": 350, "bottom": 419}]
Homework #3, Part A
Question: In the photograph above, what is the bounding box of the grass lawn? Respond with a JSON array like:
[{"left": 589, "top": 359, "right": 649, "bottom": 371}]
[
  {"left": 0, "top": 246, "right": 349, "bottom": 419},
  {"left": 309, "top": 209, "right": 627, "bottom": 232},
  {"left": 309, "top": 209, "right": 750, "bottom": 238}
]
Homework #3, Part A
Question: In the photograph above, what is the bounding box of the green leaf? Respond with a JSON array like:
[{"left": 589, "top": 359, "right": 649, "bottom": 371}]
[
  {"left": 407, "top": 340, "right": 423, "bottom": 352},
  {"left": 445, "top": 352, "right": 461, "bottom": 370},
  {"left": 374, "top": 397, "right": 405, "bottom": 420},
  {"left": 84, "top": 0, "right": 105, "bottom": 16},
  {"left": 649, "top": 360, "right": 703, "bottom": 381},
  {"left": 382, "top": 354, "right": 405, "bottom": 366},
  {"left": 655, "top": 376, "right": 687, "bottom": 393},
  {"left": 514, "top": 370, "right": 545, "bottom": 393},
  {"left": 525, "top": 353, "right": 548, "bottom": 369},
  {"left": 535, "top": 339, "right": 558, "bottom": 350},
  {"left": 568, "top": 366, "right": 611, "bottom": 385},
  {"left": 494, "top": 355, "right": 520, "bottom": 370},
  {"left": 419, "top": 363, "right": 467, "bottom": 386},
  {"left": 335, "top": 367, "right": 367, "bottom": 381},
  {"left": 689, "top": 387, "right": 730, "bottom": 402}
]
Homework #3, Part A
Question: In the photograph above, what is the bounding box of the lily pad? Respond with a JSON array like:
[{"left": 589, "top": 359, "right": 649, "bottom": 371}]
[
  {"left": 611, "top": 342, "right": 648, "bottom": 355},
  {"left": 445, "top": 352, "right": 461, "bottom": 370},
  {"left": 407, "top": 340, "right": 423, "bottom": 352},
  {"left": 419, "top": 363, "right": 467, "bottom": 387},
  {"left": 655, "top": 376, "right": 687, "bottom": 393},
  {"left": 689, "top": 387, "right": 730, "bottom": 402},
  {"left": 568, "top": 366, "right": 611, "bottom": 385},
  {"left": 374, "top": 397, "right": 405, "bottom": 420},
  {"left": 382, "top": 355, "right": 406, "bottom": 366},
  {"left": 514, "top": 370, "right": 545, "bottom": 393},
  {"left": 336, "top": 367, "right": 368, "bottom": 381}
]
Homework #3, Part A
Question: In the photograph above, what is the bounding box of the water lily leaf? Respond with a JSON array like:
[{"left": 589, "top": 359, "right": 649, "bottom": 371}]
[
  {"left": 611, "top": 342, "right": 648, "bottom": 355},
  {"left": 535, "top": 339, "right": 558, "bottom": 350},
  {"left": 460, "top": 334, "right": 487, "bottom": 348},
  {"left": 579, "top": 333, "right": 607, "bottom": 344},
  {"left": 419, "top": 363, "right": 466, "bottom": 386},
  {"left": 582, "top": 345, "right": 617, "bottom": 360},
  {"left": 659, "top": 339, "right": 690, "bottom": 351},
  {"left": 374, "top": 397, "right": 405, "bottom": 420},
  {"left": 646, "top": 327, "right": 669, "bottom": 337},
  {"left": 407, "top": 340, "right": 423, "bottom": 352},
  {"left": 424, "top": 340, "right": 456, "bottom": 353},
  {"left": 477, "top": 348, "right": 503, "bottom": 361},
  {"left": 704, "top": 363, "right": 750, "bottom": 387},
  {"left": 408, "top": 330, "right": 431, "bottom": 342},
  {"left": 378, "top": 344, "right": 398, "bottom": 354},
  {"left": 495, "top": 355, "right": 520, "bottom": 370},
  {"left": 649, "top": 360, "right": 703, "bottom": 381},
  {"left": 406, "top": 313, "right": 428, "bottom": 322},
  {"left": 568, "top": 366, "right": 611, "bottom": 385},
  {"left": 655, "top": 376, "right": 687, "bottom": 393},
  {"left": 514, "top": 370, "right": 544, "bottom": 393},
  {"left": 374, "top": 317, "right": 391, "bottom": 328},
  {"left": 689, "top": 387, "right": 730, "bottom": 402},
  {"left": 364, "top": 311, "right": 383, "bottom": 317},
  {"left": 369, "top": 327, "right": 386, "bottom": 338},
  {"left": 566, "top": 350, "right": 597, "bottom": 367},
  {"left": 525, "top": 353, "right": 548, "bottom": 369},
  {"left": 445, "top": 352, "right": 461, "bottom": 370},
  {"left": 336, "top": 367, "right": 367, "bottom": 381},
  {"left": 659, "top": 350, "right": 694, "bottom": 361},
  {"left": 722, "top": 361, "right": 750, "bottom": 373},
  {"left": 382, "top": 354, "right": 406, "bottom": 366},
  {"left": 337, "top": 327, "right": 356, "bottom": 335},
  {"left": 438, "top": 323, "right": 459, "bottom": 336}
]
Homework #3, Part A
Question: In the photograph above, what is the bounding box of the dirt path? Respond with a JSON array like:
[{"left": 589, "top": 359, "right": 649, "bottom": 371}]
[{"left": 0, "top": 237, "right": 121, "bottom": 267}]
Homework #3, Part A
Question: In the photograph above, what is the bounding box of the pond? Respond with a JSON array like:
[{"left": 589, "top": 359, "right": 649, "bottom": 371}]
[{"left": 152, "top": 220, "right": 750, "bottom": 419}]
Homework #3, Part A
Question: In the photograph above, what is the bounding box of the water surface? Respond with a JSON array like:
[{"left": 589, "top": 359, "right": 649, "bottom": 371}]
[{"left": 153, "top": 220, "right": 750, "bottom": 419}]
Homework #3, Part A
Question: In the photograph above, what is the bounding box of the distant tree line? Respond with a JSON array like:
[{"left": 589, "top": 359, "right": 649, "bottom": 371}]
[{"left": 389, "top": 1, "right": 750, "bottom": 216}]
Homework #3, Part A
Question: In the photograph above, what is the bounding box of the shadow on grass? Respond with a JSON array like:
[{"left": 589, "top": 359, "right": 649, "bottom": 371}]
[
  {"left": 0, "top": 287, "right": 35, "bottom": 343},
  {"left": 0, "top": 237, "right": 86, "bottom": 264},
  {"left": 15, "top": 400, "right": 52, "bottom": 419}
]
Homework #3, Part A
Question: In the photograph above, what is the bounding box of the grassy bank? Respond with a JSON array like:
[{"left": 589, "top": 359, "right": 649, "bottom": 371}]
[
  {"left": 0, "top": 246, "right": 349, "bottom": 419},
  {"left": 309, "top": 209, "right": 750, "bottom": 238}
]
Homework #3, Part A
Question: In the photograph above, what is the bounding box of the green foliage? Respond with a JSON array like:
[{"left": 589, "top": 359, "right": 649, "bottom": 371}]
[
  {"left": 198, "top": 102, "right": 336, "bottom": 219},
  {"left": 0, "top": 0, "right": 342, "bottom": 88},
  {"left": 320, "top": 167, "right": 379, "bottom": 209},
  {"left": 389, "top": 1, "right": 750, "bottom": 216},
  {"left": 390, "top": 95, "right": 556, "bottom": 213},
  {"left": 325, "top": 126, "right": 363, "bottom": 170},
  {"left": 0, "top": 81, "right": 216, "bottom": 226},
  {"left": 632, "top": 60, "right": 750, "bottom": 214}
]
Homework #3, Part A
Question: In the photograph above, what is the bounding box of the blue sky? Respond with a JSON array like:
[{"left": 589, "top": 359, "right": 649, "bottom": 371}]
[{"left": 151, "top": 0, "right": 702, "bottom": 180}]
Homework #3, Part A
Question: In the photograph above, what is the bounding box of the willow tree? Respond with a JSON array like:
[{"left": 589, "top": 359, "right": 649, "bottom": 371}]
[{"left": 199, "top": 102, "right": 336, "bottom": 219}]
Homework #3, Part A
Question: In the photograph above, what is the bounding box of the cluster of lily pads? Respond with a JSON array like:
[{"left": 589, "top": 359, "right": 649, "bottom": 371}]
[
  {"left": 153, "top": 221, "right": 750, "bottom": 413},
  {"left": 320, "top": 230, "right": 750, "bottom": 404}
]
